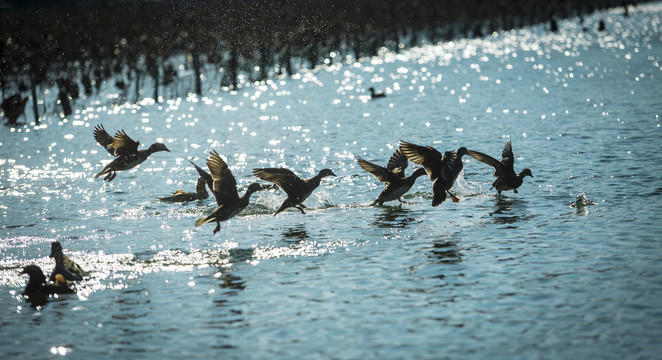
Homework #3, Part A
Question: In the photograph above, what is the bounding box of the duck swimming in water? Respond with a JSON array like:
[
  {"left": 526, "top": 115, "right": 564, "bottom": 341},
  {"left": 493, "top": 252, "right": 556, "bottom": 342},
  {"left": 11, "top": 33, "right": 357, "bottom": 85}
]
[
  {"left": 194, "top": 150, "right": 269, "bottom": 234},
  {"left": 356, "top": 148, "right": 427, "bottom": 206},
  {"left": 49, "top": 241, "right": 86, "bottom": 282},
  {"left": 399, "top": 141, "right": 468, "bottom": 206},
  {"left": 467, "top": 139, "right": 533, "bottom": 197},
  {"left": 369, "top": 87, "right": 386, "bottom": 99},
  {"left": 252, "top": 167, "right": 336, "bottom": 216},
  {"left": 93, "top": 124, "right": 170, "bottom": 181},
  {"left": 21, "top": 265, "right": 75, "bottom": 305},
  {"left": 158, "top": 177, "right": 209, "bottom": 202}
]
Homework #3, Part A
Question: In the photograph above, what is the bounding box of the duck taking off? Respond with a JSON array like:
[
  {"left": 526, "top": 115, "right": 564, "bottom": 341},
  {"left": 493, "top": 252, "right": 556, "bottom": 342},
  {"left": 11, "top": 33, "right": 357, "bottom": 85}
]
[
  {"left": 356, "top": 148, "right": 427, "bottom": 206},
  {"left": 252, "top": 167, "right": 336, "bottom": 216},
  {"left": 467, "top": 139, "right": 532, "bottom": 197},
  {"left": 93, "top": 124, "right": 170, "bottom": 181},
  {"left": 399, "top": 141, "right": 468, "bottom": 207},
  {"left": 194, "top": 150, "right": 269, "bottom": 234}
]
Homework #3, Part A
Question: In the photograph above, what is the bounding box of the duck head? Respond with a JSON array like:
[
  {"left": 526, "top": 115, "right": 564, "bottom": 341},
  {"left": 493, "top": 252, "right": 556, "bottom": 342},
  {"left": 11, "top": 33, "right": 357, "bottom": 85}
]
[
  {"left": 411, "top": 167, "right": 428, "bottom": 178},
  {"left": 318, "top": 168, "right": 337, "bottom": 178},
  {"left": 49, "top": 241, "right": 63, "bottom": 258},
  {"left": 456, "top": 147, "right": 469, "bottom": 158},
  {"left": 520, "top": 168, "right": 533, "bottom": 178},
  {"left": 148, "top": 143, "right": 170, "bottom": 153},
  {"left": 20, "top": 265, "right": 47, "bottom": 285},
  {"left": 247, "top": 182, "right": 268, "bottom": 194}
]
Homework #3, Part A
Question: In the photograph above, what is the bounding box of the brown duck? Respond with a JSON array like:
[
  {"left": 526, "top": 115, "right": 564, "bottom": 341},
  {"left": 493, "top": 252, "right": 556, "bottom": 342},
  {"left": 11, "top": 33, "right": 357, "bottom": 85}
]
[
  {"left": 93, "top": 124, "right": 170, "bottom": 181},
  {"left": 158, "top": 177, "right": 209, "bottom": 202},
  {"left": 467, "top": 139, "right": 533, "bottom": 196},
  {"left": 194, "top": 150, "right": 268, "bottom": 234},
  {"left": 399, "top": 141, "right": 468, "bottom": 206},
  {"left": 356, "top": 148, "right": 427, "bottom": 205},
  {"left": 252, "top": 167, "right": 336, "bottom": 215}
]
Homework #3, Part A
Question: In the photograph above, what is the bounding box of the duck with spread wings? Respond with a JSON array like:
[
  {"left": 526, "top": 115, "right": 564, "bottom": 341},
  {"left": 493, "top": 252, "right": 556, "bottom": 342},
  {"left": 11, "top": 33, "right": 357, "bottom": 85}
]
[
  {"left": 93, "top": 124, "right": 170, "bottom": 181},
  {"left": 467, "top": 139, "right": 533, "bottom": 197},
  {"left": 399, "top": 141, "right": 468, "bottom": 207},
  {"left": 356, "top": 148, "right": 427, "bottom": 206},
  {"left": 194, "top": 150, "right": 269, "bottom": 234},
  {"left": 252, "top": 167, "right": 336, "bottom": 216}
]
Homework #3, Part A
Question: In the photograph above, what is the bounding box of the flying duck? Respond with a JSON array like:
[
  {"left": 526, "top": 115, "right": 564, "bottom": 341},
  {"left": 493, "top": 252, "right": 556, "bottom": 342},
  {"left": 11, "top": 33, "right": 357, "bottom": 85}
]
[
  {"left": 158, "top": 177, "right": 209, "bottom": 202},
  {"left": 252, "top": 167, "right": 336, "bottom": 215},
  {"left": 49, "top": 241, "right": 86, "bottom": 282},
  {"left": 399, "top": 141, "right": 468, "bottom": 206},
  {"left": 194, "top": 150, "right": 269, "bottom": 234},
  {"left": 93, "top": 124, "right": 170, "bottom": 181},
  {"left": 467, "top": 139, "right": 532, "bottom": 197},
  {"left": 356, "top": 148, "right": 427, "bottom": 205}
]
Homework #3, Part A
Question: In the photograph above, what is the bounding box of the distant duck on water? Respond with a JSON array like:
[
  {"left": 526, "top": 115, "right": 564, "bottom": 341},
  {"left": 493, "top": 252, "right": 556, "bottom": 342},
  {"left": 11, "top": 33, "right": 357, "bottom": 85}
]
[
  {"left": 369, "top": 87, "right": 386, "bottom": 99},
  {"left": 93, "top": 124, "right": 170, "bottom": 181},
  {"left": 468, "top": 139, "right": 532, "bottom": 197},
  {"left": 356, "top": 148, "right": 427, "bottom": 206},
  {"left": 399, "top": 141, "right": 468, "bottom": 206}
]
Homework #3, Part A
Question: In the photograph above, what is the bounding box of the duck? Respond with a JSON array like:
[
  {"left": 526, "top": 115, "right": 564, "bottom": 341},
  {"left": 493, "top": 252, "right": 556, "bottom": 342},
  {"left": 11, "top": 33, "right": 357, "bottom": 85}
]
[
  {"left": 194, "top": 150, "right": 269, "bottom": 234},
  {"left": 399, "top": 141, "right": 468, "bottom": 206},
  {"left": 467, "top": 139, "right": 532, "bottom": 197},
  {"left": 252, "top": 167, "right": 336, "bottom": 216},
  {"left": 158, "top": 177, "right": 209, "bottom": 202},
  {"left": 20, "top": 265, "right": 75, "bottom": 303},
  {"left": 93, "top": 124, "right": 170, "bottom": 181},
  {"left": 356, "top": 148, "right": 427, "bottom": 205},
  {"left": 1, "top": 94, "right": 29, "bottom": 125},
  {"left": 369, "top": 87, "right": 386, "bottom": 99},
  {"left": 49, "top": 241, "right": 86, "bottom": 282}
]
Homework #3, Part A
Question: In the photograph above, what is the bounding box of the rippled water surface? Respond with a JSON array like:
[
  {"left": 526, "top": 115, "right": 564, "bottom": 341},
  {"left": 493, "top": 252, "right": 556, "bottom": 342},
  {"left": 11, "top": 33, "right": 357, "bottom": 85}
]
[{"left": 2, "top": 4, "right": 662, "bottom": 359}]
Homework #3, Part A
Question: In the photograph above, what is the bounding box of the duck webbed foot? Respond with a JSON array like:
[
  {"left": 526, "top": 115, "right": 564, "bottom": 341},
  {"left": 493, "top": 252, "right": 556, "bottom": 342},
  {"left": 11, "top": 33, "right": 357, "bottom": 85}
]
[
  {"left": 448, "top": 191, "right": 460, "bottom": 203},
  {"left": 213, "top": 222, "right": 221, "bottom": 234},
  {"left": 104, "top": 172, "right": 117, "bottom": 181},
  {"left": 398, "top": 198, "right": 414, "bottom": 204},
  {"left": 296, "top": 206, "right": 306, "bottom": 214}
]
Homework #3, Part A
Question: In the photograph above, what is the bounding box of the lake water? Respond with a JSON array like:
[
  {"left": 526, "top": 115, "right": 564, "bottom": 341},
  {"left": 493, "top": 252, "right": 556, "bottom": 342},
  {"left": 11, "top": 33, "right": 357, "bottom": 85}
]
[{"left": 2, "top": 4, "right": 662, "bottom": 359}]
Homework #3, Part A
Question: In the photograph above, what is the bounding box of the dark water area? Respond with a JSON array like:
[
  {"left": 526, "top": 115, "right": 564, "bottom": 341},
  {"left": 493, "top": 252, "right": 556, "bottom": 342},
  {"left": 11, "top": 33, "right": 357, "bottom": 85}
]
[{"left": 2, "top": 3, "right": 662, "bottom": 359}]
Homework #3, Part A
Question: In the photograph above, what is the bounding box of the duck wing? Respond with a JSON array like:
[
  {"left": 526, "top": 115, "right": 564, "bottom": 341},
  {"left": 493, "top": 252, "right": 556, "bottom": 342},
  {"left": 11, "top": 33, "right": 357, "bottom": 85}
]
[
  {"left": 189, "top": 160, "right": 216, "bottom": 204},
  {"left": 501, "top": 140, "right": 515, "bottom": 172},
  {"left": 207, "top": 150, "right": 240, "bottom": 204},
  {"left": 399, "top": 141, "right": 443, "bottom": 181},
  {"left": 112, "top": 129, "right": 140, "bottom": 157},
  {"left": 356, "top": 156, "right": 398, "bottom": 184},
  {"left": 386, "top": 148, "right": 408, "bottom": 177},
  {"left": 468, "top": 148, "right": 504, "bottom": 177},
  {"left": 93, "top": 124, "right": 117, "bottom": 156},
  {"left": 252, "top": 168, "right": 306, "bottom": 198}
]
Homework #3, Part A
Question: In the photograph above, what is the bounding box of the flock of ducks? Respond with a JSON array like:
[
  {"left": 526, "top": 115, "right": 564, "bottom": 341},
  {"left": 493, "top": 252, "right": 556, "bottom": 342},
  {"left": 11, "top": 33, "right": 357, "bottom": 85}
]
[{"left": 19, "top": 123, "right": 533, "bottom": 304}]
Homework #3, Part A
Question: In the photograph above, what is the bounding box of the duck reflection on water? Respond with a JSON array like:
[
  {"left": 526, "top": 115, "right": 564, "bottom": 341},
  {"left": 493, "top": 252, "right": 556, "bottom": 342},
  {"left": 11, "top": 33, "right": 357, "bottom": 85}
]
[
  {"left": 282, "top": 224, "right": 310, "bottom": 243},
  {"left": 487, "top": 197, "right": 531, "bottom": 226},
  {"left": 371, "top": 206, "right": 421, "bottom": 229}
]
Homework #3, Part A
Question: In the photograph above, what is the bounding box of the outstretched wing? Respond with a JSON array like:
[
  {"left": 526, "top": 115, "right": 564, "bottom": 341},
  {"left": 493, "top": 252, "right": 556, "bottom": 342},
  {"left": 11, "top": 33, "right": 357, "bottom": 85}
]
[
  {"left": 356, "top": 156, "right": 397, "bottom": 184},
  {"left": 189, "top": 160, "right": 217, "bottom": 204},
  {"left": 501, "top": 140, "right": 514, "bottom": 172},
  {"left": 206, "top": 150, "right": 239, "bottom": 204},
  {"left": 386, "top": 148, "right": 408, "bottom": 177},
  {"left": 93, "top": 124, "right": 117, "bottom": 156},
  {"left": 112, "top": 130, "right": 140, "bottom": 157},
  {"left": 467, "top": 149, "right": 503, "bottom": 177},
  {"left": 399, "top": 140, "right": 443, "bottom": 181},
  {"left": 252, "top": 168, "right": 305, "bottom": 198}
]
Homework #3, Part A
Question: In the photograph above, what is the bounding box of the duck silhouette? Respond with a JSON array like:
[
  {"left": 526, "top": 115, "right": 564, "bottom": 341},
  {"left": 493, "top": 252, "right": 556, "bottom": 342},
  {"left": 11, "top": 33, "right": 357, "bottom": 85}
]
[
  {"left": 49, "top": 241, "right": 86, "bottom": 282},
  {"left": 93, "top": 124, "right": 170, "bottom": 181},
  {"left": 356, "top": 148, "right": 427, "bottom": 205},
  {"left": 468, "top": 139, "right": 533, "bottom": 197},
  {"left": 158, "top": 177, "right": 209, "bottom": 202},
  {"left": 399, "top": 141, "right": 468, "bottom": 206},
  {"left": 194, "top": 150, "right": 269, "bottom": 234},
  {"left": 369, "top": 87, "right": 386, "bottom": 99},
  {"left": 252, "top": 167, "right": 336, "bottom": 215},
  {"left": 20, "top": 265, "right": 75, "bottom": 305}
]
